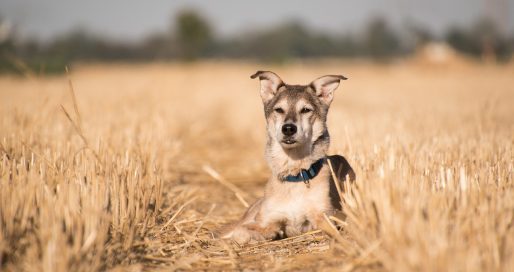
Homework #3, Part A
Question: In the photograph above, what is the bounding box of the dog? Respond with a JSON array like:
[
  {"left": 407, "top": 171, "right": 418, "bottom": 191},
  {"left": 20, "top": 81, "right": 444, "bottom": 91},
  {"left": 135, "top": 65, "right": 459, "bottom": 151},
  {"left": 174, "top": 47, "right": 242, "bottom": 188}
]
[{"left": 218, "top": 71, "right": 355, "bottom": 244}]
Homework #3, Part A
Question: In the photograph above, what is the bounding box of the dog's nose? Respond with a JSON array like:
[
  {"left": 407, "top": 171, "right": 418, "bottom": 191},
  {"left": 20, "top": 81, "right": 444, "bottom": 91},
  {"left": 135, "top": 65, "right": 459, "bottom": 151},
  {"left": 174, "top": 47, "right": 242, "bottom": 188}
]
[{"left": 282, "top": 124, "right": 297, "bottom": 136}]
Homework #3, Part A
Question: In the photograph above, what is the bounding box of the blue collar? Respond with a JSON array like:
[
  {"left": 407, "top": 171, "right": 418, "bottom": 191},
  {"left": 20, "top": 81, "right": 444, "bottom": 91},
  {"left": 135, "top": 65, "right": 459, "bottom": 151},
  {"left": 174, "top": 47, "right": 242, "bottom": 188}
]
[{"left": 282, "top": 158, "right": 325, "bottom": 183}]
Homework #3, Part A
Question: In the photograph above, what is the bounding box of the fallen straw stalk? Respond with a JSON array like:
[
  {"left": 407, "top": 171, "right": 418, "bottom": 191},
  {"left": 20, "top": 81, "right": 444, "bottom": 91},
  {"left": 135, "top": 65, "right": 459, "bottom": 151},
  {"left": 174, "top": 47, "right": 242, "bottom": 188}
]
[{"left": 202, "top": 165, "right": 249, "bottom": 208}]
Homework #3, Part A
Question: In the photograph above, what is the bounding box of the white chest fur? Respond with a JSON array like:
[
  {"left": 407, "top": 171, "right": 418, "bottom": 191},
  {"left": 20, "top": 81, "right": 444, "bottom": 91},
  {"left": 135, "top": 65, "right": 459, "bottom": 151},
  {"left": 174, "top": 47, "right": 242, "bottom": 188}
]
[{"left": 260, "top": 171, "right": 331, "bottom": 226}]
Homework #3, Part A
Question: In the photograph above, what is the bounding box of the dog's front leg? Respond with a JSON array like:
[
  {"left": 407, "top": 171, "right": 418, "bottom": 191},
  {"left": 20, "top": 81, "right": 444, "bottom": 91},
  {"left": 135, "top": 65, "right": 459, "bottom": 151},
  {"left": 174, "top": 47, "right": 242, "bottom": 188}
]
[
  {"left": 243, "top": 221, "right": 282, "bottom": 240},
  {"left": 223, "top": 221, "right": 281, "bottom": 245}
]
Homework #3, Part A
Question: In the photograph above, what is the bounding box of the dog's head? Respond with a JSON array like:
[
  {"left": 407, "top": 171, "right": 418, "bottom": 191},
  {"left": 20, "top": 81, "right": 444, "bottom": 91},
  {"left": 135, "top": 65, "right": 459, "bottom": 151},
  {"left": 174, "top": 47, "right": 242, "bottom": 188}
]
[{"left": 251, "top": 71, "right": 346, "bottom": 150}]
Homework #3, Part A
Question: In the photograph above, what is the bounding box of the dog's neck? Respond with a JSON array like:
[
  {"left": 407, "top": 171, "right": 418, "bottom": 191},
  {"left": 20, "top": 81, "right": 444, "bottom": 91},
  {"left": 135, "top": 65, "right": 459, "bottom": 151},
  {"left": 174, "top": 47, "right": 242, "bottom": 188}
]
[{"left": 265, "top": 131, "right": 330, "bottom": 179}]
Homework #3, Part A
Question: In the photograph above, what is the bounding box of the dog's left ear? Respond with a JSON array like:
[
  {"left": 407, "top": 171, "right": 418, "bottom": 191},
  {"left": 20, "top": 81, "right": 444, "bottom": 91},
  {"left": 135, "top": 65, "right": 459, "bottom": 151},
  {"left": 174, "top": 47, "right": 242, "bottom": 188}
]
[
  {"left": 311, "top": 75, "right": 347, "bottom": 105},
  {"left": 251, "top": 71, "right": 284, "bottom": 103}
]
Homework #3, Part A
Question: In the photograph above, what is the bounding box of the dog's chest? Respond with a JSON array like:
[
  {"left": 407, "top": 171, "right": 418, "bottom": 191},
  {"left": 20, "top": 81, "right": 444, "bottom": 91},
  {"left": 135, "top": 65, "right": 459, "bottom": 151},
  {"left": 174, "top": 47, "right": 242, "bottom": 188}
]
[{"left": 263, "top": 174, "right": 331, "bottom": 223}]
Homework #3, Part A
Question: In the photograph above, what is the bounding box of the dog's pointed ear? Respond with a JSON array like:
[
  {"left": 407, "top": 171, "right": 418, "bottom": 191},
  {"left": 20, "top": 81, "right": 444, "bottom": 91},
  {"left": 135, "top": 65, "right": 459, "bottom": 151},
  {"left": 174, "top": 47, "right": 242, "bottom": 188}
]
[
  {"left": 311, "top": 75, "right": 347, "bottom": 105},
  {"left": 251, "top": 71, "right": 284, "bottom": 103}
]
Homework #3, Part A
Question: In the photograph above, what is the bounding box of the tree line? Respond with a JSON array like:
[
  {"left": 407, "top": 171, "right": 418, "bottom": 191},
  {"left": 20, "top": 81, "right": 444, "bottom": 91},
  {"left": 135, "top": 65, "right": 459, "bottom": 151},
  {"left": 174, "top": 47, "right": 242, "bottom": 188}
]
[{"left": 1, "top": 10, "right": 513, "bottom": 74}]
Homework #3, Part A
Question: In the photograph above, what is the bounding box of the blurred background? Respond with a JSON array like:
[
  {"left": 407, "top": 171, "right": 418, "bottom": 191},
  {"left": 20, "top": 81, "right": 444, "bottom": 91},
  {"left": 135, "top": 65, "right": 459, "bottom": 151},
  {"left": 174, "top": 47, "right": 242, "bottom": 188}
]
[
  {"left": 1, "top": 2, "right": 513, "bottom": 271},
  {"left": 1, "top": 0, "right": 513, "bottom": 73}
]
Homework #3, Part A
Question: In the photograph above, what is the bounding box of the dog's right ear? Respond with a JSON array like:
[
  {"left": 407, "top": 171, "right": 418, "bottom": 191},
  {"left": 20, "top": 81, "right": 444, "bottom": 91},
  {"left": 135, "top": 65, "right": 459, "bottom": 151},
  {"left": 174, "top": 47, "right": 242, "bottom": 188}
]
[{"left": 250, "top": 71, "right": 284, "bottom": 103}]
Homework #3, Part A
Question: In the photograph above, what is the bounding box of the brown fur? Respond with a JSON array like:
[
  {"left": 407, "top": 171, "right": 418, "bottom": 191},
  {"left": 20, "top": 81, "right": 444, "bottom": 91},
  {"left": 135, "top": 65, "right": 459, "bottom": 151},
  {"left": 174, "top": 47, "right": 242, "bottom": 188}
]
[{"left": 218, "top": 71, "right": 354, "bottom": 244}]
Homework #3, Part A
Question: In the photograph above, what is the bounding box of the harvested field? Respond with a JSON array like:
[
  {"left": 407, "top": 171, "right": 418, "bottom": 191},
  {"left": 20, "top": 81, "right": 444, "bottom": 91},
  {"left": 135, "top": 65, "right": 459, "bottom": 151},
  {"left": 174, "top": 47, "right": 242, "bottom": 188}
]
[{"left": 1, "top": 61, "right": 513, "bottom": 271}]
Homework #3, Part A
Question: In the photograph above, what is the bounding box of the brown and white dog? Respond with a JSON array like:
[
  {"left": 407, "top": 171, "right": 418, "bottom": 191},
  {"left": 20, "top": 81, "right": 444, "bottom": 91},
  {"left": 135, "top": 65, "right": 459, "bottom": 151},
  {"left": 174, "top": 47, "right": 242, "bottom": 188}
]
[{"left": 218, "top": 71, "right": 355, "bottom": 244}]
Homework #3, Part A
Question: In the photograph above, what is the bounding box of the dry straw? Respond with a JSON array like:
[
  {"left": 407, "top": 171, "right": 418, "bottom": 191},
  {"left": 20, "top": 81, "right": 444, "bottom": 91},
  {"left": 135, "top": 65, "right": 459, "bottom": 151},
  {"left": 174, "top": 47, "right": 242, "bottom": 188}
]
[{"left": 1, "top": 61, "right": 512, "bottom": 271}]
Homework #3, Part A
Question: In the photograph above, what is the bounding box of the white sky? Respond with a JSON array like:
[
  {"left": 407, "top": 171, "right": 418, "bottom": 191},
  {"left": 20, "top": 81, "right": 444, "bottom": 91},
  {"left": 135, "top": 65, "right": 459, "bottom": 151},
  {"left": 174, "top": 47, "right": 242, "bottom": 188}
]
[{"left": 0, "top": 0, "right": 512, "bottom": 42}]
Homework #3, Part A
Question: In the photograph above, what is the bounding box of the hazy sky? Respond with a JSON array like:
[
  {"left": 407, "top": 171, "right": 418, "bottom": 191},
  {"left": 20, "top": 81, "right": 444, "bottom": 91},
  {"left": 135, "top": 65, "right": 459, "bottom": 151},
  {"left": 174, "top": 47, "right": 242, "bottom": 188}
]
[{"left": 1, "top": 0, "right": 512, "bottom": 42}]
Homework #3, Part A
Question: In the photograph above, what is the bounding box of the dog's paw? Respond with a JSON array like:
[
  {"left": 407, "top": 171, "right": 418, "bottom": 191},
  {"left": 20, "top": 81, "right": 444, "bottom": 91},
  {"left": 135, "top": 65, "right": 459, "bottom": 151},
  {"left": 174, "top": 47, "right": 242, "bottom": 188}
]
[
  {"left": 232, "top": 229, "right": 252, "bottom": 245},
  {"left": 284, "top": 225, "right": 302, "bottom": 238},
  {"left": 217, "top": 225, "right": 260, "bottom": 245}
]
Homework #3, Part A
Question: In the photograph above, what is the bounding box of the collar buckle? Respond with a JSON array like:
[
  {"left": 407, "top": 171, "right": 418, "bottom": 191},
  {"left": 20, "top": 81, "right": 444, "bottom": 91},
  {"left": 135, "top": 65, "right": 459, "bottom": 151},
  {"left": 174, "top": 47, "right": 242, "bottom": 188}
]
[
  {"left": 301, "top": 170, "right": 311, "bottom": 188},
  {"left": 300, "top": 169, "right": 309, "bottom": 182}
]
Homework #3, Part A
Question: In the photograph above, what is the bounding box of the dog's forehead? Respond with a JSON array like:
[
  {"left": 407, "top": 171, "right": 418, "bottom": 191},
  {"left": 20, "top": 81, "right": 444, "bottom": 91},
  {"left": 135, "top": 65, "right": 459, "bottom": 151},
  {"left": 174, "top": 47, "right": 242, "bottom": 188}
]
[{"left": 277, "top": 85, "right": 316, "bottom": 104}]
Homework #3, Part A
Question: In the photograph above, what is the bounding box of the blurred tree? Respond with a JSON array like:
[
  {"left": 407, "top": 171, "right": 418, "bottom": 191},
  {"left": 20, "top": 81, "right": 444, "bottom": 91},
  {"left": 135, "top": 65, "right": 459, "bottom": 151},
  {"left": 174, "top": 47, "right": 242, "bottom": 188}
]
[
  {"left": 363, "top": 18, "right": 401, "bottom": 60},
  {"left": 409, "top": 24, "right": 434, "bottom": 47},
  {"left": 336, "top": 34, "right": 361, "bottom": 57},
  {"left": 0, "top": 17, "right": 17, "bottom": 73},
  {"left": 446, "top": 18, "right": 512, "bottom": 62},
  {"left": 1, "top": 10, "right": 513, "bottom": 74},
  {"left": 217, "top": 21, "right": 343, "bottom": 62},
  {"left": 245, "top": 22, "right": 314, "bottom": 61},
  {"left": 141, "top": 33, "right": 176, "bottom": 59},
  {"left": 446, "top": 27, "right": 478, "bottom": 55},
  {"left": 471, "top": 19, "right": 512, "bottom": 62},
  {"left": 174, "top": 10, "right": 213, "bottom": 61}
]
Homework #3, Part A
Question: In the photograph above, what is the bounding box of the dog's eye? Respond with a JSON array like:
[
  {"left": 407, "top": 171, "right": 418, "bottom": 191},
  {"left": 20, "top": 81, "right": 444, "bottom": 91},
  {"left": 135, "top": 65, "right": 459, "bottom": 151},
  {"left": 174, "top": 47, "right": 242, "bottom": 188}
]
[
  {"left": 300, "top": 108, "right": 312, "bottom": 114},
  {"left": 274, "top": 108, "right": 285, "bottom": 114}
]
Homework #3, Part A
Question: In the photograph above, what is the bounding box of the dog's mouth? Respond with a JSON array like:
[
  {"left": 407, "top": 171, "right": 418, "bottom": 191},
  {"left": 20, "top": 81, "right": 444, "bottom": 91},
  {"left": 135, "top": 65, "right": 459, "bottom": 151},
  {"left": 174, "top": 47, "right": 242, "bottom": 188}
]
[{"left": 281, "top": 139, "right": 297, "bottom": 145}]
